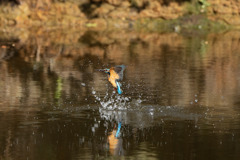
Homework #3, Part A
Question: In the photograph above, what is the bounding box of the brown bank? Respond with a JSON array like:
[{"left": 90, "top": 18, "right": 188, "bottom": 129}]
[{"left": 0, "top": 0, "right": 239, "bottom": 31}]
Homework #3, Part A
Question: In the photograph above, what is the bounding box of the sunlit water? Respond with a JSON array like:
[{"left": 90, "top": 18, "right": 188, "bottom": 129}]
[{"left": 0, "top": 29, "right": 240, "bottom": 159}]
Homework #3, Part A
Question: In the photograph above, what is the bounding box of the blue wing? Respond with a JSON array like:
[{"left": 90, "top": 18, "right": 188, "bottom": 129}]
[{"left": 114, "top": 65, "right": 126, "bottom": 81}]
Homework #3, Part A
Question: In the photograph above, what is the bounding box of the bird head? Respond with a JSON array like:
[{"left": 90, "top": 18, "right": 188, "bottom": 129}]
[{"left": 103, "top": 68, "right": 110, "bottom": 74}]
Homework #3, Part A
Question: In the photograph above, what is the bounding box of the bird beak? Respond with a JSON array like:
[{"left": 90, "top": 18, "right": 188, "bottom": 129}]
[
  {"left": 96, "top": 69, "right": 109, "bottom": 72},
  {"left": 96, "top": 69, "right": 105, "bottom": 72}
]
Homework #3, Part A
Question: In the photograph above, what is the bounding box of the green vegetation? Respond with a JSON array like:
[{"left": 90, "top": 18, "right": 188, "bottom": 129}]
[
  {"left": 134, "top": 15, "right": 229, "bottom": 34},
  {"left": 184, "top": 0, "right": 210, "bottom": 15},
  {"left": 199, "top": 0, "right": 211, "bottom": 12},
  {"left": 55, "top": 78, "right": 63, "bottom": 101}
]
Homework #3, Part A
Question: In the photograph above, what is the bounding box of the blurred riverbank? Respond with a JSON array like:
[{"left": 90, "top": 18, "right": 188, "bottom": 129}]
[{"left": 0, "top": 0, "right": 238, "bottom": 32}]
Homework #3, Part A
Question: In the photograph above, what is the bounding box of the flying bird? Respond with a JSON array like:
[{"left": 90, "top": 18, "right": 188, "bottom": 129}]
[{"left": 97, "top": 65, "right": 126, "bottom": 94}]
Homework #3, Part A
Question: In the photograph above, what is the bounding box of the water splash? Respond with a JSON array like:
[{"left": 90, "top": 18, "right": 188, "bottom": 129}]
[
  {"left": 91, "top": 88, "right": 143, "bottom": 110},
  {"left": 92, "top": 88, "right": 130, "bottom": 110}
]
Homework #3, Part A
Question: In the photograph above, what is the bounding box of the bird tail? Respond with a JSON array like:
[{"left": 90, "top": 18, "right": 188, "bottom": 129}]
[{"left": 116, "top": 82, "right": 123, "bottom": 94}]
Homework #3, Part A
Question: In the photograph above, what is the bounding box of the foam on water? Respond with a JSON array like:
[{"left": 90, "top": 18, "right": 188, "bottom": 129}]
[
  {"left": 92, "top": 88, "right": 142, "bottom": 110},
  {"left": 92, "top": 88, "right": 134, "bottom": 110},
  {"left": 91, "top": 88, "right": 201, "bottom": 125}
]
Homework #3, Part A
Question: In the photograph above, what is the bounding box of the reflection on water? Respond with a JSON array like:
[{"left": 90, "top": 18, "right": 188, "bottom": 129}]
[
  {"left": 1, "top": 28, "right": 240, "bottom": 159},
  {"left": 108, "top": 122, "right": 123, "bottom": 156}
]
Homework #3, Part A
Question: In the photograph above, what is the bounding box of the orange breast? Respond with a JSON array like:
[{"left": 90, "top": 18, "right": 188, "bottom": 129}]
[{"left": 108, "top": 68, "right": 119, "bottom": 88}]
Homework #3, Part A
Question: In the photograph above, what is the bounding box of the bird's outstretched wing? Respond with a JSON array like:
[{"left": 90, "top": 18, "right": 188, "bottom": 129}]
[{"left": 114, "top": 65, "right": 126, "bottom": 81}]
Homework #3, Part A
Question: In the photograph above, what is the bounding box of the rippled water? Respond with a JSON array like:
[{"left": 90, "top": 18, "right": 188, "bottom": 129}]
[{"left": 0, "top": 29, "right": 240, "bottom": 159}]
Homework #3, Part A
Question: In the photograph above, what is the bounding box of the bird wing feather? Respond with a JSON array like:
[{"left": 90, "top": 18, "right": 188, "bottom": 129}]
[{"left": 113, "top": 65, "right": 126, "bottom": 81}]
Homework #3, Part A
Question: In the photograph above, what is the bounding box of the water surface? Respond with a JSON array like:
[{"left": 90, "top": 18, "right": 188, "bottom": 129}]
[{"left": 0, "top": 29, "right": 240, "bottom": 159}]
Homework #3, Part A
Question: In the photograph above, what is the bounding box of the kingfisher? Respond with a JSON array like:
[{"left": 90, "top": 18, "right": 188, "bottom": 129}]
[{"left": 97, "top": 65, "right": 126, "bottom": 94}]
